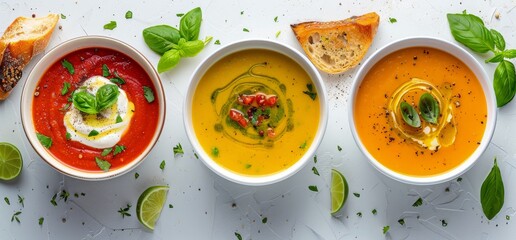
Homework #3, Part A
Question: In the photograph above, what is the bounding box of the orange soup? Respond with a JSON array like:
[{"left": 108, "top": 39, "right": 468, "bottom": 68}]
[
  {"left": 354, "top": 47, "right": 487, "bottom": 177},
  {"left": 192, "top": 49, "right": 320, "bottom": 176}
]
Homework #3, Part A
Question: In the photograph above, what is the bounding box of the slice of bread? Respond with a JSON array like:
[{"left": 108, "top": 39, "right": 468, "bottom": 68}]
[
  {"left": 291, "top": 12, "right": 379, "bottom": 74},
  {"left": 0, "top": 14, "right": 59, "bottom": 100}
]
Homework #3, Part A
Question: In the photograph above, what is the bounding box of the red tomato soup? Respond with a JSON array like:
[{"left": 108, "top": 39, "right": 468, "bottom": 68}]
[{"left": 32, "top": 48, "right": 159, "bottom": 172}]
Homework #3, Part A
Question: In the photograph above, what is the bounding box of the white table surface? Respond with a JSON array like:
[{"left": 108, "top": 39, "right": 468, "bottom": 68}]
[{"left": 1, "top": 0, "right": 515, "bottom": 239}]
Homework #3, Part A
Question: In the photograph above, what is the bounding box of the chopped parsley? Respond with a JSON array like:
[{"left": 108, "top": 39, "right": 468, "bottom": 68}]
[
  {"left": 135, "top": 172, "right": 140, "bottom": 179},
  {"left": 313, "top": 155, "right": 317, "bottom": 163},
  {"left": 160, "top": 160, "right": 166, "bottom": 170},
  {"left": 245, "top": 164, "right": 252, "bottom": 169},
  {"left": 176, "top": 13, "right": 184, "bottom": 17},
  {"left": 441, "top": 219, "right": 448, "bottom": 227},
  {"left": 389, "top": 17, "right": 397, "bottom": 23},
  {"left": 357, "top": 212, "right": 362, "bottom": 217},
  {"left": 61, "top": 82, "right": 71, "bottom": 95},
  {"left": 312, "top": 166, "right": 319, "bottom": 176},
  {"left": 337, "top": 145, "right": 342, "bottom": 151},
  {"left": 212, "top": 147, "right": 219, "bottom": 157},
  {"left": 62, "top": 59, "right": 74, "bottom": 74},
  {"left": 39, "top": 217, "right": 44, "bottom": 226},
  {"left": 243, "top": 28, "right": 250, "bottom": 32},
  {"left": 353, "top": 192, "right": 360, "bottom": 198},
  {"left": 88, "top": 130, "right": 99, "bottom": 137},
  {"left": 169, "top": 204, "right": 173, "bottom": 208},
  {"left": 398, "top": 218, "right": 405, "bottom": 226},
  {"left": 65, "top": 132, "right": 71, "bottom": 140},
  {"left": 118, "top": 204, "right": 132, "bottom": 218},
  {"left": 372, "top": 209, "right": 377, "bottom": 215},
  {"left": 308, "top": 185, "right": 318, "bottom": 192},
  {"left": 60, "top": 14, "right": 66, "bottom": 19},
  {"left": 240, "top": 11, "right": 244, "bottom": 15},
  {"left": 383, "top": 225, "right": 390, "bottom": 234},
  {"left": 274, "top": 16, "right": 278, "bottom": 22},
  {"left": 4, "top": 197, "right": 9, "bottom": 205},
  {"left": 299, "top": 141, "right": 307, "bottom": 149},
  {"left": 95, "top": 157, "right": 111, "bottom": 172},
  {"left": 412, "top": 197, "right": 423, "bottom": 207},
  {"left": 302, "top": 83, "right": 317, "bottom": 100},
  {"left": 125, "top": 11, "right": 133, "bottom": 19},
  {"left": 60, "top": 190, "right": 69, "bottom": 202},
  {"left": 275, "top": 31, "right": 281, "bottom": 38},
  {"left": 173, "top": 143, "right": 184, "bottom": 155},
  {"left": 194, "top": 152, "right": 199, "bottom": 159},
  {"left": 235, "top": 232, "right": 242, "bottom": 240},
  {"left": 214, "top": 40, "right": 221, "bottom": 45},
  {"left": 11, "top": 211, "right": 21, "bottom": 223},
  {"left": 50, "top": 193, "right": 57, "bottom": 206},
  {"left": 457, "top": 177, "right": 463, "bottom": 182},
  {"left": 103, "top": 21, "right": 117, "bottom": 30},
  {"left": 116, "top": 115, "right": 123, "bottom": 123},
  {"left": 262, "top": 217, "right": 268, "bottom": 223},
  {"left": 507, "top": 215, "right": 511, "bottom": 221},
  {"left": 18, "top": 195, "right": 24, "bottom": 208}
]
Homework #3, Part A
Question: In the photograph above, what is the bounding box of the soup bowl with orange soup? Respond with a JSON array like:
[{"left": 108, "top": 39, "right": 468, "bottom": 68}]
[
  {"left": 349, "top": 37, "right": 496, "bottom": 185},
  {"left": 184, "top": 39, "right": 328, "bottom": 185},
  {"left": 21, "top": 36, "right": 165, "bottom": 180}
]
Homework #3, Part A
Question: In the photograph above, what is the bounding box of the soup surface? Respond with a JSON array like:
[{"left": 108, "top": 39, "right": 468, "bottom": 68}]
[
  {"left": 354, "top": 47, "right": 487, "bottom": 177},
  {"left": 192, "top": 49, "right": 320, "bottom": 176},
  {"left": 33, "top": 47, "right": 160, "bottom": 172}
]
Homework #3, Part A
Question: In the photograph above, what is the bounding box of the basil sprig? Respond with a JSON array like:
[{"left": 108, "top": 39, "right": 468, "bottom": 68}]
[
  {"left": 143, "top": 7, "right": 210, "bottom": 73},
  {"left": 400, "top": 102, "right": 421, "bottom": 128},
  {"left": 481, "top": 158, "right": 504, "bottom": 220},
  {"left": 447, "top": 12, "right": 516, "bottom": 107},
  {"left": 419, "top": 93, "right": 439, "bottom": 124},
  {"left": 72, "top": 84, "right": 120, "bottom": 114}
]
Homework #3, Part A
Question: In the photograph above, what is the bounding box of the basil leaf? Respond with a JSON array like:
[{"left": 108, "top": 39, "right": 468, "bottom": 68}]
[
  {"left": 102, "top": 64, "right": 110, "bottom": 77},
  {"left": 65, "top": 132, "right": 71, "bottom": 140},
  {"left": 101, "top": 148, "right": 112, "bottom": 157},
  {"left": 96, "top": 84, "right": 120, "bottom": 111},
  {"left": 503, "top": 49, "right": 516, "bottom": 59},
  {"left": 110, "top": 71, "right": 126, "bottom": 85},
  {"left": 418, "top": 93, "right": 439, "bottom": 124},
  {"left": 157, "top": 49, "right": 181, "bottom": 73},
  {"left": 481, "top": 158, "right": 504, "bottom": 220},
  {"left": 178, "top": 39, "right": 204, "bottom": 57},
  {"left": 88, "top": 130, "right": 99, "bottom": 137},
  {"left": 116, "top": 115, "right": 123, "bottom": 123},
  {"left": 447, "top": 13, "right": 494, "bottom": 53},
  {"left": 493, "top": 60, "right": 516, "bottom": 107},
  {"left": 179, "top": 7, "right": 202, "bottom": 41},
  {"left": 490, "top": 29, "right": 506, "bottom": 51},
  {"left": 72, "top": 91, "right": 98, "bottom": 114},
  {"left": 143, "top": 86, "right": 155, "bottom": 103},
  {"left": 143, "top": 25, "right": 181, "bottom": 55},
  {"left": 486, "top": 52, "right": 505, "bottom": 63},
  {"left": 400, "top": 102, "right": 421, "bottom": 128},
  {"left": 103, "top": 21, "right": 117, "bottom": 30},
  {"left": 95, "top": 157, "right": 111, "bottom": 172},
  {"left": 36, "top": 133, "right": 52, "bottom": 148},
  {"left": 62, "top": 59, "right": 74, "bottom": 75},
  {"left": 61, "top": 82, "right": 71, "bottom": 96},
  {"left": 113, "top": 145, "right": 126, "bottom": 156}
]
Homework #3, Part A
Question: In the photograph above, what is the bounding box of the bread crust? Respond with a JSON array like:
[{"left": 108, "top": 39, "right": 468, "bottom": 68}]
[
  {"left": 0, "top": 14, "right": 59, "bottom": 100},
  {"left": 291, "top": 12, "right": 379, "bottom": 74}
]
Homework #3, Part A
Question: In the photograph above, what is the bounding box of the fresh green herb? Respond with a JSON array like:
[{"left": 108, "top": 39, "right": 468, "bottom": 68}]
[
  {"left": 383, "top": 225, "right": 390, "bottom": 234},
  {"left": 457, "top": 177, "right": 463, "bottom": 182},
  {"left": 59, "top": 103, "right": 71, "bottom": 112},
  {"left": 506, "top": 215, "right": 511, "bottom": 220},
  {"left": 235, "top": 232, "right": 242, "bottom": 240},
  {"left": 110, "top": 71, "right": 126, "bottom": 84},
  {"left": 372, "top": 209, "right": 377, "bottom": 215},
  {"left": 173, "top": 143, "right": 184, "bottom": 155},
  {"left": 303, "top": 84, "right": 317, "bottom": 100},
  {"left": 313, "top": 155, "right": 317, "bottom": 163},
  {"left": 177, "top": 38, "right": 204, "bottom": 57},
  {"left": 103, "top": 21, "right": 117, "bottom": 30},
  {"left": 274, "top": 16, "right": 278, "bottom": 22},
  {"left": 61, "top": 82, "right": 71, "bottom": 95},
  {"left": 143, "top": 86, "right": 155, "bottom": 103},
  {"left": 11, "top": 211, "right": 21, "bottom": 223},
  {"left": 353, "top": 193, "right": 360, "bottom": 198},
  {"left": 389, "top": 17, "right": 397, "bottom": 23},
  {"left": 74, "top": 193, "right": 79, "bottom": 198},
  {"left": 160, "top": 160, "right": 166, "bottom": 170},
  {"left": 308, "top": 185, "right": 318, "bottom": 192},
  {"left": 102, "top": 64, "right": 110, "bottom": 77},
  {"left": 299, "top": 141, "right": 307, "bottom": 149},
  {"left": 38, "top": 217, "right": 44, "bottom": 226},
  {"left": 337, "top": 145, "right": 342, "bottom": 151},
  {"left": 214, "top": 40, "right": 221, "bottom": 45},
  {"left": 176, "top": 13, "right": 184, "bottom": 17},
  {"left": 204, "top": 36, "right": 213, "bottom": 45},
  {"left": 194, "top": 152, "right": 199, "bottom": 159},
  {"left": 62, "top": 59, "right": 74, "bottom": 75},
  {"left": 357, "top": 212, "right": 362, "bottom": 217},
  {"left": 169, "top": 204, "right": 173, "bottom": 208},
  {"left": 157, "top": 49, "right": 181, "bottom": 73},
  {"left": 4, "top": 197, "right": 9, "bottom": 205},
  {"left": 481, "top": 158, "right": 504, "bottom": 220},
  {"left": 143, "top": 25, "right": 181, "bottom": 55},
  {"left": 60, "top": 14, "right": 66, "bottom": 19},
  {"left": 125, "top": 11, "right": 133, "bottom": 19},
  {"left": 116, "top": 115, "right": 123, "bottom": 123},
  {"left": 262, "top": 217, "right": 268, "bottom": 223},
  {"left": 243, "top": 28, "right": 249, "bottom": 32},
  {"left": 66, "top": 132, "right": 71, "bottom": 140},
  {"left": 50, "top": 193, "right": 57, "bottom": 206},
  {"left": 400, "top": 102, "right": 421, "bottom": 127},
  {"left": 240, "top": 11, "right": 244, "bottom": 15},
  {"left": 60, "top": 190, "right": 69, "bottom": 202},
  {"left": 412, "top": 197, "right": 423, "bottom": 207},
  {"left": 101, "top": 148, "right": 112, "bottom": 157},
  {"left": 36, "top": 133, "right": 52, "bottom": 148},
  {"left": 312, "top": 166, "right": 319, "bottom": 176},
  {"left": 95, "top": 157, "right": 111, "bottom": 172},
  {"left": 113, "top": 145, "right": 126, "bottom": 155},
  {"left": 180, "top": 7, "right": 202, "bottom": 41},
  {"left": 72, "top": 84, "right": 120, "bottom": 114},
  {"left": 245, "top": 164, "right": 252, "bottom": 169},
  {"left": 72, "top": 91, "right": 97, "bottom": 114},
  {"left": 275, "top": 31, "right": 281, "bottom": 38},
  {"left": 118, "top": 204, "right": 132, "bottom": 218},
  {"left": 88, "top": 130, "right": 99, "bottom": 137},
  {"left": 441, "top": 219, "right": 448, "bottom": 227},
  {"left": 18, "top": 195, "right": 24, "bottom": 208},
  {"left": 419, "top": 93, "right": 439, "bottom": 124},
  {"left": 447, "top": 12, "right": 516, "bottom": 107},
  {"left": 212, "top": 147, "right": 219, "bottom": 157},
  {"left": 398, "top": 218, "right": 405, "bottom": 226}
]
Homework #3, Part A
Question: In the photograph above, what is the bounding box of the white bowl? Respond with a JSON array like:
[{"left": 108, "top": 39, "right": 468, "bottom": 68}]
[
  {"left": 349, "top": 37, "right": 497, "bottom": 185},
  {"left": 20, "top": 36, "right": 166, "bottom": 180},
  {"left": 184, "top": 39, "right": 328, "bottom": 186}
]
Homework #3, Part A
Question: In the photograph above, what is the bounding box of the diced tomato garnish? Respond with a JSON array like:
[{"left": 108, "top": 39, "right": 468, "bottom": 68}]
[
  {"left": 265, "top": 96, "right": 277, "bottom": 106},
  {"left": 267, "top": 127, "right": 275, "bottom": 138},
  {"left": 229, "top": 109, "right": 247, "bottom": 128},
  {"left": 238, "top": 94, "right": 255, "bottom": 105},
  {"left": 255, "top": 93, "right": 266, "bottom": 106}
]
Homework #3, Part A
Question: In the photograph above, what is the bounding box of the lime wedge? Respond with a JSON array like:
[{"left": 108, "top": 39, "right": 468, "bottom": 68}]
[
  {"left": 136, "top": 185, "right": 169, "bottom": 230},
  {"left": 0, "top": 142, "right": 22, "bottom": 181},
  {"left": 331, "top": 169, "right": 348, "bottom": 215}
]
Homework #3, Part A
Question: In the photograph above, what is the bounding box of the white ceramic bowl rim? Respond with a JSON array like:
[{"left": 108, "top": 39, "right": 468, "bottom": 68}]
[
  {"left": 349, "top": 36, "right": 497, "bottom": 185},
  {"left": 20, "top": 35, "right": 166, "bottom": 181},
  {"left": 184, "top": 39, "right": 328, "bottom": 186}
]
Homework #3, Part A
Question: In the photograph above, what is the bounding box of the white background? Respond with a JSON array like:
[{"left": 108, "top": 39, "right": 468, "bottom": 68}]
[{"left": 0, "top": 0, "right": 515, "bottom": 239}]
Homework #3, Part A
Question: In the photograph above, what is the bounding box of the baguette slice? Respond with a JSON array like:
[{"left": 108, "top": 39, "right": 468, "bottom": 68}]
[
  {"left": 0, "top": 14, "right": 59, "bottom": 100},
  {"left": 291, "top": 12, "right": 379, "bottom": 74}
]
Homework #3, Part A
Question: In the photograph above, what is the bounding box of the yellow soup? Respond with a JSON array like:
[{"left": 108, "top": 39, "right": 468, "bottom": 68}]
[
  {"left": 192, "top": 49, "right": 320, "bottom": 176},
  {"left": 354, "top": 47, "right": 487, "bottom": 177}
]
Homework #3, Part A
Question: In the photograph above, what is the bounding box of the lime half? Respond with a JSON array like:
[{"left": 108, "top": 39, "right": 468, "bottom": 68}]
[
  {"left": 136, "top": 185, "right": 169, "bottom": 230},
  {"left": 331, "top": 169, "right": 348, "bottom": 215},
  {"left": 0, "top": 142, "right": 22, "bottom": 181}
]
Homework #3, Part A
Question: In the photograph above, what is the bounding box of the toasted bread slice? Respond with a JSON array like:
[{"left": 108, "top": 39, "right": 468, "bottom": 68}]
[
  {"left": 0, "top": 14, "right": 59, "bottom": 100},
  {"left": 291, "top": 12, "right": 379, "bottom": 74}
]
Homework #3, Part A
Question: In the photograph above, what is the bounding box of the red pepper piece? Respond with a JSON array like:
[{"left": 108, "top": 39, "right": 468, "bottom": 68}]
[
  {"left": 229, "top": 109, "right": 248, "bottom": 128},
  {"left": 255, "top": 93, "right": 266, "bottom": 106},
  {"left": 265, "top": 95, "right": 277, "bottom": 106},
  {"left": 238, "top": 94, "right": 255, "bottom": 105}
]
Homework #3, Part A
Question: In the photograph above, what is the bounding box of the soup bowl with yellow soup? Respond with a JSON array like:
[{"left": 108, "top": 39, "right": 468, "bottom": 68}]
[
  {"left": 184, "top": 39, "right": 328, "bottom": 185},
  {"left": 349, "top": 37, "right": 496, "bottom": 185}
]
